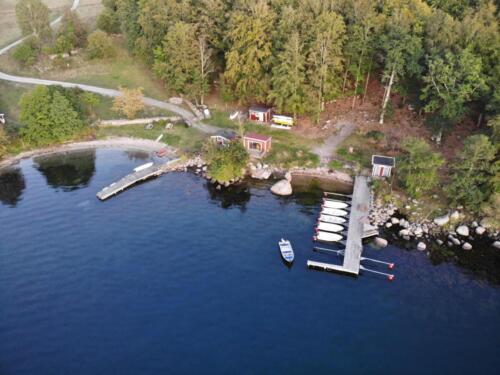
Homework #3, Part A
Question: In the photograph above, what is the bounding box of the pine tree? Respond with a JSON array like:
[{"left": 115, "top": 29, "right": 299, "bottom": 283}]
[
  {"left": 268, "top": 32, "right": 307, "bottom": 119},
  {"left": 224, "top": 1, "right": 275, "bottom": 103}
]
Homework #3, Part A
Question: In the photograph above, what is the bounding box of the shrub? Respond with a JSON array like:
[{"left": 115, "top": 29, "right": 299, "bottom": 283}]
[
  {"left": 12, "top": 39, "right": 39, "bottom": 67},
  {"left": 112, "top": 87, "right": 145, "bottom": 119},
  {"left": 86, "top": 30, "right": 115, "bottom": 59},
  {"left": 366, "top": 130, "right": 385, "bottom": 142},
  {"left": 97, "top": 9, "right": 120, "bottom": 34}
]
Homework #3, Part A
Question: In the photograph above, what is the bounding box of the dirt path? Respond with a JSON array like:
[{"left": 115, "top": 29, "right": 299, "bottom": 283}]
[{"left": 313, "top": 121, "right": 356, "bottom": 165}]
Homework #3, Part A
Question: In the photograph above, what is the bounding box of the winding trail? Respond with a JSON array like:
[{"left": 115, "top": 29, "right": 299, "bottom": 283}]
[{"left": 0, "top": 0, "right": 220, "bottom": 134}]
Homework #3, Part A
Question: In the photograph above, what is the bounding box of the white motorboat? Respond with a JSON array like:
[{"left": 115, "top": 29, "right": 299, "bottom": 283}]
[
  {"left": 321, "top": 207, "right": 349, "bottom": 217},
  {"left": 322, "top": 199, "right": 349, "bottom": 209},
  {"left": 317, "top": 222, "right": 344, "bottom": 233},
  {"left": 278, "top": 239, "right": 294, "bottom": 263},
  {"left": 313, "top": 231, "right": 343, "bottom": 243},
  {"left": 319, "top": 214, "right": 346, "bottom": 224}
]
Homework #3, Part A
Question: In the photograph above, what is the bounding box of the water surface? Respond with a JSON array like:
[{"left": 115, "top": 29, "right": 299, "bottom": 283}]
[{"left": 1, "top": 149, "right": 499, "bottom": 374}]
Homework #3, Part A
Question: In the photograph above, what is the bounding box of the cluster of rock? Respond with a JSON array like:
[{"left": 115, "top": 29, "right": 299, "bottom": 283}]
[{"left": 370, "top": 199, "right": 500, "bottom": 252}]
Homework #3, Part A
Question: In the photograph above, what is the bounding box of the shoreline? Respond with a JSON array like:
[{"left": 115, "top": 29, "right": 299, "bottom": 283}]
[{"left": 0, "top": 137, "right": 171, "bottom": 170}]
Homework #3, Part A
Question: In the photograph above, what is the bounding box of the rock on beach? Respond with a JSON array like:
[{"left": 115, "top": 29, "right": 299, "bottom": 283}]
[{"left": 270, "top": 179, "right": 293, "bottom": 196}]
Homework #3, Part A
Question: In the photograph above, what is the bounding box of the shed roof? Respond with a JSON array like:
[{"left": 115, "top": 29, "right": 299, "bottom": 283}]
[
  {"left": 244, "top": 133, "right": 272, "bottom": 142},
  {"left": 249, "top": 106, "right": 271, "bottom": 113},
  {"left": 372, "top": 155, "right": 395, "bottom": 167}
]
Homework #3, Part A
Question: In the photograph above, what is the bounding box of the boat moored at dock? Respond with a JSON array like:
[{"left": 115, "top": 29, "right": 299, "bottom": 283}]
[
  {"left": 319, "top": 215, "right": 347, "bottom": 224},
  {"left": 322, "top": 199, "right": 349, "bottom": 209},
  {"left": 317, "top": 222, "right": 344, "bottom": 233},
  {"left": 321, "top": 207, "right": 349, "bottom": 216},
  {"left": 313, "top": 231, "right": 343, "bottom": 243}
]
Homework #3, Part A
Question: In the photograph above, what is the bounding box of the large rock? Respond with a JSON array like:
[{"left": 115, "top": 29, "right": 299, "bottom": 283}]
[
  {"left": 374, "top": 237, "right": 388, "bottom": 248},
  {"left": 270, "top": 179, "right": 293, "bottom": 196},
  {"left": 417, "top": 242, "right": 427, "bottom": 251},
  {"left": 492, "top": 241, "right": 500, "bottom": 250},
  {"left": 462, "top": 242, "right": 472, "bottom": 251},
  {"left": 285, "top": 172, "right": 292, "bottom": 182},
  {"left": 434, "top": 214, "right": 450, "bottom": 226},
  {"left": 251, "top": 168, "right": 272, "bottom": 180},
  {"left": 399, "top": 229, "right": 410, "bottom": 237},
  {"left": 475, "top": 226, "right": 486, "bottom": 235},
  {"left": 391, "top": 217, "right": 400, "bottom": 225},
  {"left": 456, "top": 225, "right": 469, "bottom": 237}
]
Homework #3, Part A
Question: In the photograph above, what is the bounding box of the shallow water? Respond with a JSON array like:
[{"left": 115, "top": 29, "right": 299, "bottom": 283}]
[{"left": 1, "top": 149, "right": 499, "bottom": 374}]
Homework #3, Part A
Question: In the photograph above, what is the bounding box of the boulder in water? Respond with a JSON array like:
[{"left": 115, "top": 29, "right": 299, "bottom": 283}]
[
  {"left": 374, "top": 237, "right": 388, "bottom": 248},
  {"left": 270, "top": 179, "right": 292, "bottom": 196},
  {"left": 462, "top": 242, "right": 472, "bottom": 251},
  {"left": 417, "top": 242, "right": 426, "bottom": 251}
]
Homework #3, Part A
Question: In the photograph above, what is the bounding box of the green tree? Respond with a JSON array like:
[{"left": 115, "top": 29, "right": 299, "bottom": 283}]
[
  {"left": 421, "top": 48, "right": 486, "bottom": 122},
  {"left": 153, "top": 22, "right": 211, "bottom": 101},
  {"left": 97, "top": 0, "right": 120, "bottom": 33},
  {"left": 487, "top": 115, "right": 500, "bottom": 144},
  {"left": 19, "top": 86, "right": 85, "bottom": 146},
  {"left": 56, "top": 9, "right": 88, "bottom": 52},
  {"left": 268, "top": 32, "right": 308, "bottom": 119},
  {"left": 115, "top": 0, "right": 141, "bottom": 50},
  {"left": 398, "top": 137, "right": 444, "bottom": 198},
  {"left": 86, "top": 30, "right": 116, "bottom": 59},
  {"left": 80, "top": 92, "right": 100, "bottom": 118},
  {"left": 306, "top": 10, "right": 346, "bottom": 122},
  {"left": 224, "top": 1, "right": 274, "bottom": 103},
  {"left": 377, "top": 1, "right": 425, "bottom": 124},
  {"left": 447, "top": 135, "right": 497, "bottom": 210},
  {"left": 205, "top": 141, "right": 249, "bottom": 183},
  {"left": 15, "top": 0, "right": 51, "bottom": 40}
]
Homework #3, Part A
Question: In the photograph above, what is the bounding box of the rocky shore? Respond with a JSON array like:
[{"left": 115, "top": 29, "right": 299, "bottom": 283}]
[{"left": 369, "top": 199, "right": 500, "bottom": 252}]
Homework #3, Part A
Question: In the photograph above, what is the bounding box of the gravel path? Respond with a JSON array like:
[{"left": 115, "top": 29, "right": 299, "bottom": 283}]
[
  {"left": 0, "top": 0, "right": 221, "bottom": 134},
  {"left": 313, "top": 121, "right": 356, "bottom": 165}
]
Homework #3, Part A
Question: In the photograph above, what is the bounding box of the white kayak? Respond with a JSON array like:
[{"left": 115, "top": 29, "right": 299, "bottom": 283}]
[
  {"left": 313, "top": 231, "right": 343, "bottom": 243},
  {"left": 133, "top": 162, "right": 153, "bottom": 172},
  {"left": 279, "top": 239, "right": 294, "bottom": 263},
  {"left": 322, "top": 199, "right": 349, "bottom": 209},
  {"left": 319, "top": 214, "right": 346, "bottom": 224},
  {"left": 321, "top": 207, "right": 349, "bottom": 217},
  {"left": 317, "top": 222, "right": 344, "bottom": 233}
]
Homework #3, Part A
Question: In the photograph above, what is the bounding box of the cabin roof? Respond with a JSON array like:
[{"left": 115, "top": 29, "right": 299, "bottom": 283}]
[
  {"left": 249, "top": 106, "right": 271, "bottom": 113},
  {"left": 244, "top": 133, "right": 272, "bottom": 142},
  {"left": 372, "top": 155, "right": 395, "bottom": 167}
]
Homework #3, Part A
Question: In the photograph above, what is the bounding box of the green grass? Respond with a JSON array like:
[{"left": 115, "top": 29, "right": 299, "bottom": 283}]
[
  {"left": 207, "top": 110, "right": 323, "bottom": 168},
  {"left": 96, "top": 123, "right": 206, "bottom": 154},
  {"left": 334, "top": 132, "right": 375, "bottom": 169},
  {"left": 328, "top": 159, "right": 344, "bottom": 169},
  {"left": 92, "top": 96, "right": 173, "bottom": 121}
]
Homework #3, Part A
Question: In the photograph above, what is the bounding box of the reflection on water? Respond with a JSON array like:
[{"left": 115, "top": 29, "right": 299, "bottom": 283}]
[
  {"left": 0, "top": 168, "right": 26, "bottom": 207},
  {"left": 125, "top": 150, "right": 150, "bottom": 161},
  {"left": 34, "top": 150, "right": 96, "bottom": 192},
  {"left": 206, "top": 181, "right": 251, "bottom": 210}
]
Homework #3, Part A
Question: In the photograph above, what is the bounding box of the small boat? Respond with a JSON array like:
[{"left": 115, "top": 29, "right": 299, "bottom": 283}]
[
  {"left": 321, "top": 207, "right": 349, "bottom": 217},
  {"left": 322, "top": 199, "right": 349, "bottom": 209},
  {"left": 133, "top": 162, "right": 153, "bottom": 172},
  {"left": 317, "top": 222, "right": 344, "bottom": 233},
  {"left": 279, "top": 239, "right": 294, "bottom": 263},
  {"left": 155, "top": 148, "right": 168, "bottom": 157},
  {"left": 313, "top": 231, "right": 343, "bottom": 243},
  {"left": 319, "top": 214, "right": 346, "bottom": 224}
]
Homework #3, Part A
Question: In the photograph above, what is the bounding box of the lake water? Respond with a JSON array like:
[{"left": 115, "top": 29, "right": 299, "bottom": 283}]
[{"left": 1, "top": 149, "right": 499, "bottom": 374}]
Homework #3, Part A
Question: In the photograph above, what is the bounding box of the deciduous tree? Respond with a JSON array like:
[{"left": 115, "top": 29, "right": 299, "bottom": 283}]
[
  {"left": 112, "top": 87, "right": 145, "bottom": 119},
  {"left": 15, "top": 0, "right": 51, "bottom": 40}
]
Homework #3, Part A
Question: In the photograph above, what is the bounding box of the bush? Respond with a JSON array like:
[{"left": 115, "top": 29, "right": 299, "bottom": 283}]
[
  {"left": 366, "top": 130, "right": 385, "bottom": 142},
  {"left": 204, "top": 141, "right": 249, "bottom": 183},
  {"left": 97, "top": 9, "right": 120, "bottom": 34},
  {"left": 86, "top": 30, "right": 116, "bottom": 59},
  {"left": 112, "top": 87, "right": 145, "bottom": 119},
  {"left": 12, "top": 39, "right": 39, "bottom": 67}
]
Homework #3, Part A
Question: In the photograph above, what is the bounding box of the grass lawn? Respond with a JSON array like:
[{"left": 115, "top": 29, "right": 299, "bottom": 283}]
[
  {"left": 0, "top": 82, "right": 31, "bottom": 124},
  {"left": 333, "top": 131, "right": 379, "bottom": 169},
  {"left": 96, "top": 123, "right": 206, "bottom": 154}
]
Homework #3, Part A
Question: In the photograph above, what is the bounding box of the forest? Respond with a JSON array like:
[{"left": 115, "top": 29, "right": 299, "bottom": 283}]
[{"left": 95, "top": 0, "right": 500, "bottom": 129}]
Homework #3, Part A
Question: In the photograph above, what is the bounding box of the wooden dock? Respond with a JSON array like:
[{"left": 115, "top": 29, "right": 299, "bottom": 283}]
[
  {"left": 96, "top": 158, "right": 180, "bottom": 201},
  {"left": 309, "top": 175, "right": 371, "bottom": 276}
]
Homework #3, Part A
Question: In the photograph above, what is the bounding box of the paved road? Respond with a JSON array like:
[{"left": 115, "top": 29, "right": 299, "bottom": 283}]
[
  {"left": 0, "top": 0, "right": 220, "bottom": 134},
  {"left": 313, "top": 121, "right": 356, "bottom": 165}
]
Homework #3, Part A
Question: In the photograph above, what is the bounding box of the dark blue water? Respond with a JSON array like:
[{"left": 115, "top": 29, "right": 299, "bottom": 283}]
[{"left": 1, "top": 149, "right": 499, "bottom": 375}]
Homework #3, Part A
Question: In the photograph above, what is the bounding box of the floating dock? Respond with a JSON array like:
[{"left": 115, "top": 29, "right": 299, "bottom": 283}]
[
  {"left": 309, "top": 175, "right": 372, "bottom": 276},
  {"left": 96, "top": 158, "right": 179, "bottom": 201}
]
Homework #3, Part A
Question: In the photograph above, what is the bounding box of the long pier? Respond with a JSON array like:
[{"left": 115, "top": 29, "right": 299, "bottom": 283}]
[
  {"left": 309, "top": 175, "right": 371, "bottom": 276},
  {"left": 96, "top": 158, "right": 180, "bottom": 201}
]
